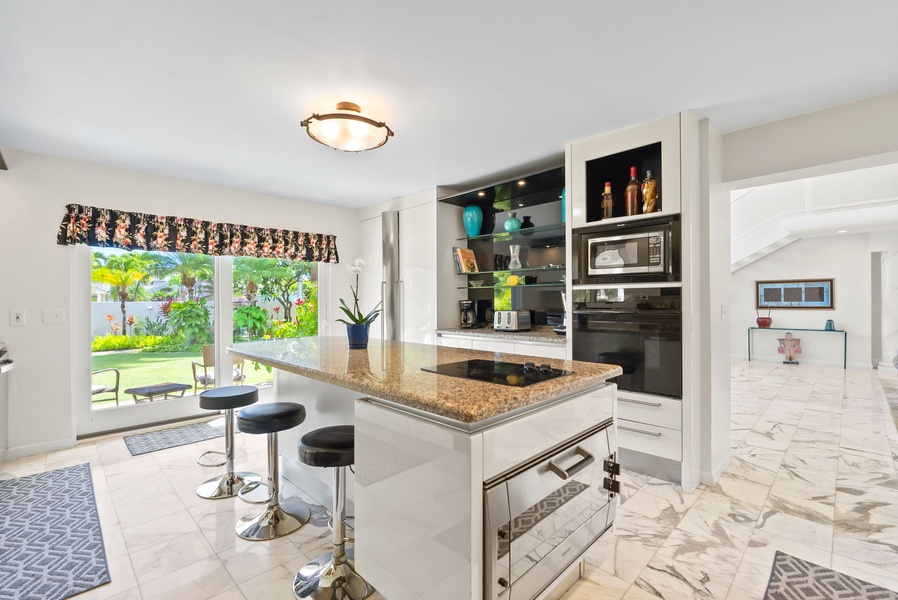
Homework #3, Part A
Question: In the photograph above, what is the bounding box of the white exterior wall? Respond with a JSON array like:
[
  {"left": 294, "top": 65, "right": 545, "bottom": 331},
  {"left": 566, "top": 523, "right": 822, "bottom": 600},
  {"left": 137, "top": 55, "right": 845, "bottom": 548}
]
[{"left": 0, "top": 148, "right": 358, "bottom": 458}]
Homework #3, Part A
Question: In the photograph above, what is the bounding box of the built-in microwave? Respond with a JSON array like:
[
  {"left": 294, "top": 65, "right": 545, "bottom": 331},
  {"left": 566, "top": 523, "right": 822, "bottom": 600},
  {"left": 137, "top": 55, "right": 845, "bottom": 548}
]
[{"left": 573, "top": 215, "right": 680, "bottom": 284}]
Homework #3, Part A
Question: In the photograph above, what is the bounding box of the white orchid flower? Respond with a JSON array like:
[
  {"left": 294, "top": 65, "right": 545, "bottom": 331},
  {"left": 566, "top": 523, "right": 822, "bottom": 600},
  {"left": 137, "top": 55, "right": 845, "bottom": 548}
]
[
  {"left": 347, "top": 265, "right": 362, "bottom": 274},
  {"left": 353, "top": 258, "right": 366, "bottom": 268}
]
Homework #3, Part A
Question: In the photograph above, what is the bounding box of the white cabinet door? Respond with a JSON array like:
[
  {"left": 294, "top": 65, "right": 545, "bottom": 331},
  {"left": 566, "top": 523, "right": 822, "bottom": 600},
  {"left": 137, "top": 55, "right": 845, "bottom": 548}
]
[
  {"left": 358, "top": 216, "right": 384, "bottom": 340},
  {"left": 437, "top": 336, "right": 473, "bottom": 349},
  {"left": 399, "top": 203, "right": 436, "bottom": 344},
  {"left": 513, "top": 342, "right": 567, "bottom": 360},
  {"left": 472, "top": 339, "right": 515, "bottom": 354}
]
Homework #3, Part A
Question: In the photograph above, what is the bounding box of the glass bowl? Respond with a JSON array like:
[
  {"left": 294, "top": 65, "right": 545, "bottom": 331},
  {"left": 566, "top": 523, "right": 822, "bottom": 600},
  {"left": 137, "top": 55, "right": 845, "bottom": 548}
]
[{"left": 468, "top": 280, "right": 485, "bottom": 288}]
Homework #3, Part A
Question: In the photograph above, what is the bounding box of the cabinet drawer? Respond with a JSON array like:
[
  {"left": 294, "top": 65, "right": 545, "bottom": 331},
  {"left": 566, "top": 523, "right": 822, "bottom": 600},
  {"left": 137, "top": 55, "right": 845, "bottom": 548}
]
[
  {"left": 438, "top": 336, "right": 473, "bottom": 350},
  {"left": 617, "top": 419, "right": 681, "bottom": 461},
  {"left": 472, "top": 339, "right": 516, "bottom": 353},
  {"left": 513, "top": 342, "right": 566, "bottom": 360},
  {"left": 617, "top": 393, "right": 681, "bottom": 431},
  {"left": 482, "top": 384, "right": 614, "bottom": 481}
]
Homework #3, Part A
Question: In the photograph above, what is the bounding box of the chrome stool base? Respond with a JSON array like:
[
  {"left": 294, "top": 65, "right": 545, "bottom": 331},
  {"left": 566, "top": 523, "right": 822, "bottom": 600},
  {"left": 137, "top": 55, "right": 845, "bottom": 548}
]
[
  {"left": 236, "top": 496, "right": 311, "bottom": 541},
  {"left": 196, "top": 471, "right": 261, "bottom": 500},
  {"left": 293, "top": 549, "right": 373, "bottom": 600}
]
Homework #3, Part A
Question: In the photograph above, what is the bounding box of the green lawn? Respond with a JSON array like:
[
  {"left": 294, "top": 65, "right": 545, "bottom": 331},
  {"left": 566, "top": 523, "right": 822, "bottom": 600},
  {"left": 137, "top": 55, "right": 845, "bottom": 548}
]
[{"left": 91, "top": 351, "right": 273, "bottom": 409}]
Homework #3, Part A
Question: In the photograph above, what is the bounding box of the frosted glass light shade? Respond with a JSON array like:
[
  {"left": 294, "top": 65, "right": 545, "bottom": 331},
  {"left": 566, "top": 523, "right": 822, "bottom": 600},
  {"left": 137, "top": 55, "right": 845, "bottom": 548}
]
[{"left": 301, "top": 102, "right": 394, "bottom": 152}]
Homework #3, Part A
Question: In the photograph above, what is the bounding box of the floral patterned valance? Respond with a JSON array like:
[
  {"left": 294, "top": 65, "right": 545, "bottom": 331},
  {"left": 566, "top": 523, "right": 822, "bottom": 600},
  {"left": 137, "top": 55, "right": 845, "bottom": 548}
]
[{"left": 56, "top": 203, "right": 339, "bottom": 263}]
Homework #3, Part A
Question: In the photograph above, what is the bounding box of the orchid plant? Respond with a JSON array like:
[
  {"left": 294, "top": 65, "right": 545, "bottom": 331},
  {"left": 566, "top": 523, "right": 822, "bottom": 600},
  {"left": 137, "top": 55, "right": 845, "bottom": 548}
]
[{"left": 337, "top": 258, "right": 382, "bottom": 326}]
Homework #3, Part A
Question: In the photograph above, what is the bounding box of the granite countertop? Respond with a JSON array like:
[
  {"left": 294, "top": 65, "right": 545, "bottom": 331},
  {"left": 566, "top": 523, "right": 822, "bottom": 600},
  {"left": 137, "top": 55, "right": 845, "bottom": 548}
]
[
  {"left": 229, "top": 336, "right": 620, "bottom": 425},
  {"left": 436, "top": 326, "right": 566, "bottom": 345}
]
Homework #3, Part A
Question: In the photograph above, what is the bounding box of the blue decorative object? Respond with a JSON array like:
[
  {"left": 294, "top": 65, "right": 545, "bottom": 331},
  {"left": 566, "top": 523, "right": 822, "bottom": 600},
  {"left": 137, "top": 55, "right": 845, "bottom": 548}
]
[
  {"left": 825, "top": 319, "right": 835, "bottom": 331},
  {"left": 561, "top": 187, "right": 566, "bottom": 223},
  {"left": 504, "top": 212, "right": 521, "bottom": 232},
  {"left": 462, "top": 205, "right": 483, "bottom": 238},
  {"left": 346, "top": 323, "right": 370, "bottom": 349}
]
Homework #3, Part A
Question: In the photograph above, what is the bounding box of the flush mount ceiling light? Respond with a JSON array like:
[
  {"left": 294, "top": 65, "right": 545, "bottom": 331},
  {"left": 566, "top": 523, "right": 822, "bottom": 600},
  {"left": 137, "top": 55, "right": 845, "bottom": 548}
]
[{"left": 300, "top": 102, "right": 394, "bottom": 152}]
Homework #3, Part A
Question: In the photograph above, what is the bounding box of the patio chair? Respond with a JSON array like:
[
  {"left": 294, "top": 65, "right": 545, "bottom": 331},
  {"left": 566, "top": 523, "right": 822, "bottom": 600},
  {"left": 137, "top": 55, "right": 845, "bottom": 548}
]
[
  {"left": 192, "top": 345, "right": 246, "bottom": 393},
  {"left": 91, "top": 368, "right": 121, "bottom": 406}
]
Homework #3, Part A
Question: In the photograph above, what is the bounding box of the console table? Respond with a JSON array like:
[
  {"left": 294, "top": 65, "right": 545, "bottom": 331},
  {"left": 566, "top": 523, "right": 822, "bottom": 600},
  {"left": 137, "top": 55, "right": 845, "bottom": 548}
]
[{"left": 747, "top": 327, "right": 847, "bottom": 369}]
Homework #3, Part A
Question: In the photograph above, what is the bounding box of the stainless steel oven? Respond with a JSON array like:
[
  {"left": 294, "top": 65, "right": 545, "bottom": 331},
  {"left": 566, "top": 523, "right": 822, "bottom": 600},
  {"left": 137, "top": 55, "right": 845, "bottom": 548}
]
[
  {"left": 573, "top": 215, "right": 680, "bottom": 285},
  {"left": 484, "top": 421, "right": 618, "bottom": 600},
  {"left": 572, "top": 287, "right": 682, "bottom": 399}
]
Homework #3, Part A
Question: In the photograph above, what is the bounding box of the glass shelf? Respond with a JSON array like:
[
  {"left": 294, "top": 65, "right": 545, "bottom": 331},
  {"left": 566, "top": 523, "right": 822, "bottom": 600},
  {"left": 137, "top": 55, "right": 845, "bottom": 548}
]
[
  {"left": 460, "top": 265, "right": 565, "bottom": 276},
  {"left": 459, "top": 223, "right": 565, "bottom": 244},
  {"left": 457, "top": 283, "right": 565, "bottom": 290}
]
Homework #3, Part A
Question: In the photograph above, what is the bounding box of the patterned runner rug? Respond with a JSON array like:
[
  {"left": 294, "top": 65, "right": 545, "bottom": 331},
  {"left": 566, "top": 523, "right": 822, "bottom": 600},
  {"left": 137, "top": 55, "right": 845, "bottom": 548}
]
[
  {"left": 0, "top": 463, "right": 110, "bottom": 600},
  {"left": 124, "top": 419, "right": 227, "bottom": 456},
  {"left": 765, "top": 551, "right": 898, "bottom": 599}
]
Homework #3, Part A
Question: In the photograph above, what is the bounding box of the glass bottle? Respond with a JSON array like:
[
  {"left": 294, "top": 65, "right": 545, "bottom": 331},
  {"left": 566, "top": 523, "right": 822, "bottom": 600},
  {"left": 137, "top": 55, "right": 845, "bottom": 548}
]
[
  {"left": 642, "top": 169, "right": 658, "bottom": 214},
  {"left": 624, "top": 166, "right": 640, "bottom": 216},
  {"left": 601, "top": 182, "right": 614, "bottom": 219}
]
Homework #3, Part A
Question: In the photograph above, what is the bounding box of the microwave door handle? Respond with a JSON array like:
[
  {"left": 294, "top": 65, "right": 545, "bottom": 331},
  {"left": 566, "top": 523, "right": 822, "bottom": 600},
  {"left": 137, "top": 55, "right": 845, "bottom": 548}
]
[{"left": 547, "top": 446, "right": 595, "bottom": 480}]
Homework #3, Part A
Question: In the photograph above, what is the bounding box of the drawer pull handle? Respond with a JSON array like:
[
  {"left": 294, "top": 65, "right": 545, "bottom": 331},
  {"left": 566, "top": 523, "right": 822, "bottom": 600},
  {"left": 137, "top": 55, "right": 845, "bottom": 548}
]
[
  {"left": 619, "top": 425, "right": 662, "bottom": 437},
  {"left": 619, "top": 398, "right": 663, "bottom": 408},
  {"left": 548, "top": 446, "right": 595, "bottom": 480}
]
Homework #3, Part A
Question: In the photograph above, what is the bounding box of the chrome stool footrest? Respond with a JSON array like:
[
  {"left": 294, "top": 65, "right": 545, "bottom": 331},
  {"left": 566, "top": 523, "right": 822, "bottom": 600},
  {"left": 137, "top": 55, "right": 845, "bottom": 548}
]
[
  {"left": 236, "top": 496, "right": 311, "bottom": 541},
  {"left": 326, "top": 515, "right": 355, "bottom": 544},
  {"left": 237, "top": 480, "right": 274, "bottom": 505},
  {"left": 196, "top": 471, "right": 261, "bottom": 500},
  {"left": 292, "top": 549, "right": 373, "bottom": 600},
  {"left": 197, "top": 449, "right": 227, "bottom": 468}
]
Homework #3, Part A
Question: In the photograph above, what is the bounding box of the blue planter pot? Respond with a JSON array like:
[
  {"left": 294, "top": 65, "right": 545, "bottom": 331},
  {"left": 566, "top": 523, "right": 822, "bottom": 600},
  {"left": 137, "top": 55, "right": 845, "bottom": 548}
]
[
  {"left": 462, "top": 205, "right": 483, "bottom": 238},
  {"left": 504, "top": 212, "right": 522, "bottom": 232},
  {"left": 346, "top": 323, "right": 370, "bottom": 349}
]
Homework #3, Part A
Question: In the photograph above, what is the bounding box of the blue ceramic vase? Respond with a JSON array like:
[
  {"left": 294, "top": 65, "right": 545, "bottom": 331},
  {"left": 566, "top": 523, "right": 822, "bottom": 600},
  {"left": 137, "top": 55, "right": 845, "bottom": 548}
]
[
  {"left": 504, "top": 212, "right": 521, "bottom": 232},
  {"left": 346, "top": 323, "right": 370, "bottom": 349},
  {"left": 462, "top": 205, "right": 483, "bottom": 238},
  {"left": 561, "top": 187, "right": 566, "bottom": 223}
]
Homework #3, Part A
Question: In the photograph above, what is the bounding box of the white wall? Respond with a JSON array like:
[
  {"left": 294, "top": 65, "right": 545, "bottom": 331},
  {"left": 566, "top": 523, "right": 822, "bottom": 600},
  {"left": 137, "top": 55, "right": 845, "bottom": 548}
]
[
  {"left": 0, "top": 149, "right": 358, "bottom": 457},
  {"left": 723, "top": 90, "right": 898, "bottom": 187},
  {"left": 730, "top": 234, "right": 873, "bottom": 368}
]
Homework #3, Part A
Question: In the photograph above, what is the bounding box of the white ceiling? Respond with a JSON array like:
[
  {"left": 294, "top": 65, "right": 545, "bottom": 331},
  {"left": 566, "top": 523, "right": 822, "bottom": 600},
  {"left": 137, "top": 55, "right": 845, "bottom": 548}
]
[{"left": 1, "top": 1, "right": 897, "bottom": 208}]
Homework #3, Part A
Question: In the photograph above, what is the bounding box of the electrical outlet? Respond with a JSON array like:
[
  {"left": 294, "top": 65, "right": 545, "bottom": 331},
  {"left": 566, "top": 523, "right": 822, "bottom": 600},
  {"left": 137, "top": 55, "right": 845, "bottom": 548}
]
[
  {"left": 10, "top": 310, "right": 25, "bottom": 326},
  {"left": 43, "top": 308, "right": 65, "bottom": 324}
]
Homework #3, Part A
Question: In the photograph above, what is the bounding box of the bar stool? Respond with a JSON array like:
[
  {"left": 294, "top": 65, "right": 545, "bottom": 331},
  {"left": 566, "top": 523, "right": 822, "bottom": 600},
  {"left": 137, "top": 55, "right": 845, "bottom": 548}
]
[
  {"left": 293, "top": 425, "right": 374, "bottom": 600},
  {"left": 196, "top": 385, "right": 261, "bottom": 500},
  {"left": 235, "top": 401, "right": 311, "bottom": 541}
]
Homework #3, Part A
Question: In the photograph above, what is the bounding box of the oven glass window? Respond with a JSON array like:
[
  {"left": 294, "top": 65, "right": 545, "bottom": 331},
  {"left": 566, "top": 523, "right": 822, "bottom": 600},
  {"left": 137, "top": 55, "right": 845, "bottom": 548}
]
[{"left": 572, "top": 287, "right": 682, "bottom": 398}]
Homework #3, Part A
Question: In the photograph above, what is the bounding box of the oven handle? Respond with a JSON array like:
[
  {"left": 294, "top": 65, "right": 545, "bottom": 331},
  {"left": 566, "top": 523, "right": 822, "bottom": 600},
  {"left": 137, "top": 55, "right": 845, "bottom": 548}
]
[
  {"left": 572, "top": 309, "right": 681, "bottom": 316},
  {"left": 547, "top": 445, "right": 594, "bottom": 480},
  {"left": 619, "top": 425, "right": 663, "bottom": 437}
]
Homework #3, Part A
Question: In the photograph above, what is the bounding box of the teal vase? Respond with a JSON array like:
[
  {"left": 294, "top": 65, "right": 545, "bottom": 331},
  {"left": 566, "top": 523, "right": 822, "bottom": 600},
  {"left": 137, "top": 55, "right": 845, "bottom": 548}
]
[
  {"left": 561, "top": 187, "right": 566, "bottom": 223},
  {"left": 504, "top": 212, "right": 521, "bottom": 232},
  {"left": 462, "top": 205, "right": 483, "bottom": 238}
]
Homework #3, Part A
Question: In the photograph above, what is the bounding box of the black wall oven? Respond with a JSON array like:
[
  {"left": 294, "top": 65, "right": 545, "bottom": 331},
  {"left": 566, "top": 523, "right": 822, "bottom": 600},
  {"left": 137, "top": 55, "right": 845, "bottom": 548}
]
[{"left": 572, "top": 287, "right": 682, "bottom": 399}]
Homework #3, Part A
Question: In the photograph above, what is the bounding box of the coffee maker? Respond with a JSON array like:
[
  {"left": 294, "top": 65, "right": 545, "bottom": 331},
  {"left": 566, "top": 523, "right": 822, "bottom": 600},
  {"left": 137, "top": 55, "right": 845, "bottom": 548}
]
[{"left": 459, "top": 300, "right": 476, "bottom": 329}]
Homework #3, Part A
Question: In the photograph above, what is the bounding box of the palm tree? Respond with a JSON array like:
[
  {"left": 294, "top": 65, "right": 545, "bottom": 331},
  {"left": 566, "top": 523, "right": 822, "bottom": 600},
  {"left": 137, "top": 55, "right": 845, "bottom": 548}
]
[
  {"left": 155, "top": 253, "right": 213, "bottom": 301},
  {"left": 234, "top": 257, "right": 277, "bottom": 306},
  {"left": 92, "top": 266, "right": 148, "bottom": 335}
]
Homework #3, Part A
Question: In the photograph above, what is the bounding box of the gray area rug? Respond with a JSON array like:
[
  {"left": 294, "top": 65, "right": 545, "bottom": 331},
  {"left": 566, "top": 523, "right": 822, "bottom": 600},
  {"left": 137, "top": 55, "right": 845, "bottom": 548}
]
[
  {"left": 765, "top": 551, "right": 898, "bottom": 599},
  {"left": 124, "top": 419, "right": 227, "bottom": 455},
  {"left": 0, "top": 463, "right": 110, "bottom": 600}
]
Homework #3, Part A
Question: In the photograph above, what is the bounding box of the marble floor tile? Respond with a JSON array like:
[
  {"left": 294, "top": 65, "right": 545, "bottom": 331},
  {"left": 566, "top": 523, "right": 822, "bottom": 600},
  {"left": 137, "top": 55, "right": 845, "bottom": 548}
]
[
  {"left": 704, "top": 472, "right": 771, "bottom": 507},
  {"left": 584, "top": 535, "right": 657, "bottom": 584},
  {"left": 755, "top": 503, "right": 834, "bottom": 548},
  {"left": 831, "top": 554, "right": 898, "bottom": 592},
  {"left": 138, "top": 555, "right": 236, "bottom": 600},
  {"left": 832, "top": 518, "right": 898, "bottom": 571},
  {"left": 130, "top": 530, "right": 216, "bottom": 585},
  {"left": 560, "top": 567, "right": 631, "bottom": 600},
  {"left": 611, "top": 508, "right": 679, "bottom": 551}
]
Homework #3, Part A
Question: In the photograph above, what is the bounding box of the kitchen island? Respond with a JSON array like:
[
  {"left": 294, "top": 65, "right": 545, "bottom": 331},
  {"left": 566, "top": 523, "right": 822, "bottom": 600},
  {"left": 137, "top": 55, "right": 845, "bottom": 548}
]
[{"left": 229, "top": 336, "right": 621, "bottom": 600}]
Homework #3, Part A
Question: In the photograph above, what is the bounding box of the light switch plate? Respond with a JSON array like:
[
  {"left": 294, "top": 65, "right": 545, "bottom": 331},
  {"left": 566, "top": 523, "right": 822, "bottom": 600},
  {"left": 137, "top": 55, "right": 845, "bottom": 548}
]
[
  {"left": 43, "top": 308, "right": 65, "bottom": 324},
  {"left": 10, "top": 310, "right": 25, "bottom": 326}
]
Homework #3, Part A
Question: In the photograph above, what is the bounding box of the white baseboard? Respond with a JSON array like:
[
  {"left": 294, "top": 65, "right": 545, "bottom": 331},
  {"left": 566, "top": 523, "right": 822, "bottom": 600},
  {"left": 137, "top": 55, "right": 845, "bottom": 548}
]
[
  {"left": 4, "top": 436, "right": 76, "bottom": 461},
  {"left": 702, "top": 450, "right": 733, "bottom": 486}
]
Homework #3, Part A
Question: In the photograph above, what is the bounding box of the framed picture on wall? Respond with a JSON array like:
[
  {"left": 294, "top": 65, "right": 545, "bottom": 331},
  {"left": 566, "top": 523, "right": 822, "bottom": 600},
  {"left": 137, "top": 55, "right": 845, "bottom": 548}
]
[{"left": 756, "top": 279, "right": 834, "bottom": 309}]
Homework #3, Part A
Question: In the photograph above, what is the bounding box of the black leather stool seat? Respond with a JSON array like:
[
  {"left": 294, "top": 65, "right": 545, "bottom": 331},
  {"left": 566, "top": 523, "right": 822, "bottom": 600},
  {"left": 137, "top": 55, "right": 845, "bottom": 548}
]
[
  {"left": 199, "top": 385, "right": 259, "bottom": 411},
  {"left": 237, "top": 402, "right": 306, "bottom": 434},
  {"left": 298, "top": 426, "right": 355, "bottom": 468}
]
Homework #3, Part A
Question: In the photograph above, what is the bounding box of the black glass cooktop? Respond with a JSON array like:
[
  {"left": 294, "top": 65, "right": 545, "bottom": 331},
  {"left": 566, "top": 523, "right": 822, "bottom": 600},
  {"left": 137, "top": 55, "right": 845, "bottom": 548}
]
[{"left": 422, "top": 359, "right": 572, "bottom": 387}]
